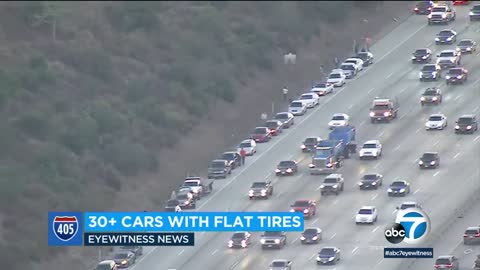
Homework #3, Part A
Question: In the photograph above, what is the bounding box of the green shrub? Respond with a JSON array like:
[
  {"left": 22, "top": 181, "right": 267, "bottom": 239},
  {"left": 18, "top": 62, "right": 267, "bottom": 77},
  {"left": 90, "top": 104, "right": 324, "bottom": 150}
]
[
  {"left": 88, "top": 100, "right": 128, "bottom": 135},
  {"left": 105, "top": 2, "right": 160, "bottom": 33},
  {"left": 101, "top": 138, "right": 156, "bottom": 176},
  {"left": 60, "top": 113, "right": 99, "bottom": 154},
  {"left": 0, "top": 69, "right": 20, "bottom": 109},
  {"left": 0, "top": 164, "right": 29, "bottom": 208},
  {"left": 62, "top": 48, "right": 113, "bottom": 81},
  {"left": 14, "top": 111, "right": 52, "bottom": 140}
]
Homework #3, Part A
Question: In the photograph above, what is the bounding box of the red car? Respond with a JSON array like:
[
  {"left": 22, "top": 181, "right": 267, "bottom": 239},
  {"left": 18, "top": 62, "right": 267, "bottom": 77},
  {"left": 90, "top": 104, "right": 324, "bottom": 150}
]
[
  {"left": 265, "top": 120, "right": 283, "bottom": 136},
  {"left": 290, "top": 200, "right": 316, "bottom": 218},
  {"left": 251, "top": 127, "right": 272, "bottom": 143},
  {"left": 453, "top": 0, "right": 470, "bottom": 5}
]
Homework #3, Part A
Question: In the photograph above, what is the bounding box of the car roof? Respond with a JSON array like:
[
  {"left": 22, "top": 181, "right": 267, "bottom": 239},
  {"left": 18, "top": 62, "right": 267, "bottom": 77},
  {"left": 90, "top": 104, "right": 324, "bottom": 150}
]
[
  {"left": 326, "top": 173, "right": 342, "bottom": 178},
  {"left": 439, "top": 29, "right": 454, "bottom": 32},
  {"left": 276, "top": 112, "right": 291, "bottom": 115},
  {"left": 333, "top": 113, "right": 347, "bottom": 117},
  {"left": 393, "top": 180, "right": 408, "bottom": 183},
  {"left": 423, "top": 152, "right": 438, "bottom": 155},
  {"left": 459, "top": 39, "right": 474, "bottom": 42},
  {"left": 321, "top": 246, "right": 338, "bottom": 250},
  {"left": 294, "top": 199, "right": 311, "bottom": 203},
  {"left": 255, "top": 126, "right": 268, "bottom": 129},
  {"left": 212, "top": 159, "right": 227, "bottom": 162},
  {"left": 466, "top": 226, "right": 480, "bottom": 230},
  {"left": 241, "top": 139, "right": 253, "bottom": 143},
  {"left": 429, "top": 113, "right": 445, "bottom": 117},
  {"left": 360, "top": 206, "right": 375, "bottom": 210},
  {"left": 440, "top": 49, "right": 456, "bottom": 53},
  {"left": 341, "top": 62, "right": 355, "bottom": 66},
  {"left": 223, "top": 151, "right": 238, "bottom": 155},
  {"left": 459, "top": 114, "right": 475, "bottom": 118},
  {"left": 437, "top": 255, "right": 454, "bottom": 259},
  {"left": 266, "top": 119, "right": 280, "bottom": 123},
  {"left": 305, "top": 227, "right": 321, "bottom": 231},
  {"left": 290, "top": 100, "right": 304, "bottom": 104},
  {"left": 364, "top": 140, "right": 379, "bottom": 144},
  {"left": 98, "top": 260, "right": 115, "bottom": 265},
  {"left": 415, "top": 48, "right": 429, "bottom": 51},
  {"left": 401, "top": 201, "right": 418, "bottom": 205},
  {"left": 345, "top": 58, "right": 361, "bottom": 61}
]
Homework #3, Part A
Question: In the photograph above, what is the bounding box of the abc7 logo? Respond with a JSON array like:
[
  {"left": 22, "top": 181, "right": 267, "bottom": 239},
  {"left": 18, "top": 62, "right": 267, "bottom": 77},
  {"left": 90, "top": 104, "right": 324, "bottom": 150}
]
[{"left": 384, "top": 209, "right": 431, "bottom": 244}]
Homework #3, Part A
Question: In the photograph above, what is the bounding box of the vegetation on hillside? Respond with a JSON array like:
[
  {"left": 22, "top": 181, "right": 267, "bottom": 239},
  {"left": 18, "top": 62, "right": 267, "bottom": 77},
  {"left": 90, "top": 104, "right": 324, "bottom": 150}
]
[{"left": 0, "top": 1, "right": 378, "bottom": 268}]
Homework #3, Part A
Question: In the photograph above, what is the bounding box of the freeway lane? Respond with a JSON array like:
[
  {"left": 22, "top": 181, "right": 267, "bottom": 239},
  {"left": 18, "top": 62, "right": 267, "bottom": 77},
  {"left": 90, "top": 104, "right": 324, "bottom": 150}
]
[{"left": 132, "top": 5, "right": 480, "bottom": 270}]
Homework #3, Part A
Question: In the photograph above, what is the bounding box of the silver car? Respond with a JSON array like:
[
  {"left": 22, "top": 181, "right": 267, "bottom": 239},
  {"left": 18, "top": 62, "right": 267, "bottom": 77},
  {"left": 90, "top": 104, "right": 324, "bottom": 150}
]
[{"left": 289, "top": 100, "right": 307, "bottom": 116}]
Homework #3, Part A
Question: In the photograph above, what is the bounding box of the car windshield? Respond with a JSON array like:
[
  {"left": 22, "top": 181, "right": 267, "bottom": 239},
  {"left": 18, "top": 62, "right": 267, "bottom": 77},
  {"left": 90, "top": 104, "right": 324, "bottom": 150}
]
[
  {"left": 96, "top": 265, "right": 113, "bottom": 270},
  {"left": 177, "top": 188, "right": 191, "bottom": 194},
  {"left": 291, "top": 102, "right": 302, "bottom": 107},
  {"left": 320, "top": 248, "right": 335, "bottom": 255},
  {"left": 439, "top": 52, "right": 454, "bottom": 57},
  {"left": 359, "top": 209, "right": 373, "bottom": 215},
  {"left": 458, "top": 117, "right": 473, "bottom": 124},
  {"left": 341, "top": 64, "right": 354, "bottom": 70},
  {"left": 473, "top": 5, "right": 480, "bottom": 11},
  {"left": 114, "top": 253, "right": 129, "bottom": 259},
  {"left": 458, "top": 40, "right": 473, "bottom": 46},
  {"left": 266, "top": 121, "right": 279, "bottom": 128},
  {"left": 279, "top": 161, "right": 294, "bottom": 167},
  {"left": 314, "top": 83, "right": 328, "bottom": 88},
  {"left": 357, "top": 52, "right": 368, "bottom": 58},
  {"left": 424, "top": 90, "right": 438, "bottom": 96},
  {"left": 264, "top": 231, "right": 281, "bottom": 236},
  {"left": 305, "top": 138, "right": 317, "bottom": 144},
  {"left": 432, "top": 7, "right": 447, "bottom": 12},
  {"left": 166, "top": 200, "right": 179, "bottom": 206},
  {"left": 466, "top": 229, "right": 479, "bottom": 234},
  {"left": 373, "top": 104, "right": 390, "bottom": 110},
  {"left": 422, "top": 153, "right": 436, "bottom": 159},
  {"left": 345, "top": 60, "right": 357, "bottom": 64},
  {"left": 232, "top": 233, "right": 245, "bottom": 239},
  {"left": 254, "top": 128, "right": 267, "bottom": 134},
  {"left": 271, "top": 261, "right": 287, "bottom": 267},
  {"left": 275, "top": 113, "right": 288, "bottom": 120},
  {"left": 429, "top": 116, "right": 443, "bottom": 121},
  {"left": 301, "top": 95, "right": 313, "bottom": 100},
  {"left": 324, "top": 178, "right": 338, "bottom": 184},
  {"left": 401, "top": 204, "right": 416, "bottom": 209},
  {"left": 448, "top": 69, "right": 462, "bottom": 75},
  {"left": 439, "top": 31, "right": 453, "bottom": 36},
  {"left": 363, "top": 144, "right": 377, "bottom": 149},
  {"left": 210, "top": 161, "right": 225, "bottom": 168},
  {"left": 332, "top": 115, "right": 345, "bottom": 120},
  {"left": 435, "top": 258, "right": 452, "bottom": 265},
  {"left": 222, "top": 153, "right": 235, "bottom": 160},
  {"left": 292, "top": 201, "right": 309, "bottom": 207},
  {"left": 422, "top": 65, "right": 436, "bottom": 72},
  {"left": 176, "top": 194, "right": 188, "bottom": 200},
  {"left": 304, "top": 228, "right": 318, "bottom": 234},
  {"left": 391, "top": 181, "right": 406, "bottom": 187},
  {"left": 414, "top": 49, "right": 427, "bottom": 55},
  {"left": 240, "top": 142, "right": 251, "bottom": 148},
  {"left": 329, "top": 73, "right": 341, "bottom": 79},
  {"left": 362, "top": 174, "right": 378, "bottom": 180},
  {"left": 251, "top": 182, "right": 266, "bottom": 188}
]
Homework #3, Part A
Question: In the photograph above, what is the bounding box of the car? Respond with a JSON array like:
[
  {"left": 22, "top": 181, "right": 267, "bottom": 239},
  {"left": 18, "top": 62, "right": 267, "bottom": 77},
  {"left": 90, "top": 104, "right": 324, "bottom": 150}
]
[
  {"left": 301, "top": 136, "right": 322, "bottom": 152},
  {"left": 428, "top": 5, "right": 456, "bottom": 25},
  {"left": 290, "top": 199, "right": 316, "bottom": 218},
  {"left": 446, "top": 67, "right": 468, "bottom": 84},
  {"left": 421, "top": 87, "right": 442, "bottom": 106},
  {"left": 320, "top": 174, "right": 344, "bottom": 195},
  {"left": 327, "top": 70, "right": 347, "bottom": 87},
  {"left": 396, "top": 201, "right": 423, "bottom": 211},
  {"left": 176, "top": 187, "right": 197, "bottom": 209},
  {"left": 112, "top": 251, "right": 136, "bottom": 268},
  {"left": 339, "top": 62, "right": 357, "bottom": 79},
  {"left": 435, "top": 29, "right": 457, "bottom": 45},
  {"left": 328, "top": 113, "right": 350, "bottom": 130},
  {"left": 412, "top": 48, "right": 433, "bottom": 63},
  {"left": 470, "top": 4, "right": 480, "bottom": 21},
  {"left": 414, "top": 1, "right": 433, "bottom": 14},
  {"left": 251, "top": 127, "right": 272, "bottom": 143},
  {"left": 221, "top": 151, "right": 242, "bottom": 169},
  {"left": 95, "top": 260, "right": 117, "bottom": 270},
  {"left": 436, "top": 50, "right": 461, "bottom": 69},
  {"left": 299, "top": 92, "right": 320, "bottom": 108},
  {"left": 434, "top": 256, "right": 459, "bottom": 270},
  {"left": 275, "top": 160, "right": 298, "bottom": 176},
  {"left": 116, "top": 246, "right": 143, "bottom": 257},
  {"left": 456, "top": 39, "right": 477, "bottom": 53},
  {"left": 288, "top": 100, "right": 307, "bottom": 116},
  {"left": 300, "top": 227, "right": 322, "bottom": 244},
  {"left": 463, "top": 226, "right": 480, "bottom": 244},
  {"left": 260, "top": 231, "right": 287, "bottom": 249},
  {"left": 269, "top": 259, "right": 292, "bottom": 270},
  {"left": 265, "top": 120, "right": 284, "bottom": 136},
  {"left": 238, "top": 139, "right": 257, "bottom": 156},
  {"left": 369, "top": 97, "right": 399, "bottom": 123},
  {"left": 228, "top": 232, "right": 251, "bottom": 248},
  {"left": 419, "top": 152, "right": 440, "bottom": 169},
  {"left": 388, "top": 180, "right": 411, "bottom": 197},
  {"left": 455, "top": 115, "right": 478, "bottom": 134},
  {"left": 359, "top": 140, "right": 382, "bottom": 160},
  {"left": 426, "top": 114, "right": 448, "bottom": 130},
  {"left": 355, "top": 206, "right": 378, "bottom": 225},
  {"left": 344, "top": 58, "right": 364, "bottom": 72},
  {"left": 164, "top": 199, "right": 181, "bottom": 212},
  {"left": 359, "top": 173, "right": 383, "bottom": 190},
  {"left": 420, "top": 64, "right": 442, "bottom": 81},
  {"left": 274, "top": 112, "right": 295, "bottom": 128},
  {"left": 207, "top": 159, "right": 232, "bottom": 179},
  {"left": 248, "top": 181, "right": 273, "bottom": 199},
  {"left": 453, "top": 0, "right": 470, "bottom": 5},
  {"left": 311, "top": 82, "right": 334, "bottom": 96},
  {"left": 353, "top": 51, "right": 374, "bottom": 66},
  {"left": 316, "top": 247, "right": 341, "bottom": 265},
  {"left": 180, "top": 176, "right": 214, "bottom": 199}
]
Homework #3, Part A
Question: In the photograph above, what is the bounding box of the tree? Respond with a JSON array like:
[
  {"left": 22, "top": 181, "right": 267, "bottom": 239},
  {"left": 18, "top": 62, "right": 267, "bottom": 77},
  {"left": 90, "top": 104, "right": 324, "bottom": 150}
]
[{"left": 31, "top": 1, "right": 71, "bottom": 42}]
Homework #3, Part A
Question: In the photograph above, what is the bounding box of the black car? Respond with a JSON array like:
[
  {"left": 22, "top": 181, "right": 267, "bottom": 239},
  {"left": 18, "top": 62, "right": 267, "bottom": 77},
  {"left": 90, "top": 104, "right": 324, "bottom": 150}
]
[
  {"left": 316, "top": 247, "right": 341, "bottom": 265},
  {"left": 228, "top": 232, "right": 251, "bottom": 248},
  {"left": 456, "top": 39, "right": 477, "bottom": 53},
  {"left": 446, "top": 67, "right": 468, "bottom": 84},
  {"left": 117, "top": 246, "right": 143, "bottom": 257},
  {"left": 113, "top": 251, "right": 136, "bottom": 268},
  {"left": 164, "top": 199, "right": 181, "bottom": 212},
  {"left": 419, "top": 152, "right": 440, "bottom": 169},
  {"left": 301, "top": 136, "right": 322, "bottom": 152},
  {"left": 176, "top": 187, "right": 197, "bottom": 209},
  {"left": 358, "top": 173, "right": 383, "bottom": 190},
  {"left": 436, "top": 30, "right": 457, "bottom": 45},
  {"left": 455, "top": 115, "right": 478, "bottom": 134},
  {"left": 220, "top": 151, "right": 242, "bottom": 169},
  {"left": 353, "top": 51, "right": 374, "bottom": 66},
  {"left": 388, "top": 180, "right": 411, "bottom": 197},
  {"left": 420, "top": 64, "right": 442, "bottom": 81},
  {"left": 275, "top": 160, "right": 298, "bottom": 176},
  {"left": 274, "top": 112, "right": 295, "bottom": 128},
  {"left": 414, "top": 1, "right": 433, "bottom": 14},
  {"left": 300, "top": 227, "right": 322, "bottom": 244},
  {"left": 470, "top": 4, "right": 480, "bottom": 21},
  {"left": 412, "top": 48, "right": 432, "bottom": 63},
  {"left": 421, "top": 87, "right": 442, "bottom": 105}
]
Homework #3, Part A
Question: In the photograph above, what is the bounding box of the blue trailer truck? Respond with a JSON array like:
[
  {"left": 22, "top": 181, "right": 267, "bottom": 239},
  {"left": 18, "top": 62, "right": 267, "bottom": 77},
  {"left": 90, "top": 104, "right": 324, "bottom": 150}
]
[{"left": 308, "top": 126, "right": 357, "bottom": 175}]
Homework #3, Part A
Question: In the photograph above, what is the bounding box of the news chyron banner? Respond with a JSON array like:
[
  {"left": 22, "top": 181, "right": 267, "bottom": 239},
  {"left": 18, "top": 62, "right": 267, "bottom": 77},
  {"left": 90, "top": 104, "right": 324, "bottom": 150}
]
[{"left": 48, "top": 212, "right": 304, "bottom": 246}]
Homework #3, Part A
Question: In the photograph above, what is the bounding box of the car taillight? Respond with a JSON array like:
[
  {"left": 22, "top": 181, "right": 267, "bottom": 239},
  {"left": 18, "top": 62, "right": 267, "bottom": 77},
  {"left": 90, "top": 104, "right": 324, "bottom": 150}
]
[
  {"left": 446, "top": 264, "right": 453, "bottom": 268},
  {"left": 476, "top": 233, "right": 480, "bottom": 237},
  {"left": 464, "top": 233, "right": 468, "bottom": 237},
  {"left": 414, "top": 7, "right": 419, "bottom": 10}
]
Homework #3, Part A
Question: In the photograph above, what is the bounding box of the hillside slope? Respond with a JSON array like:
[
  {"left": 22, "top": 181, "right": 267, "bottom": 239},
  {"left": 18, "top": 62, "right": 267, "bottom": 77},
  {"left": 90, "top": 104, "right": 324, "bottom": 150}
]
[{"left": 0, "top": 1, "right": 411, "bottom": 269}]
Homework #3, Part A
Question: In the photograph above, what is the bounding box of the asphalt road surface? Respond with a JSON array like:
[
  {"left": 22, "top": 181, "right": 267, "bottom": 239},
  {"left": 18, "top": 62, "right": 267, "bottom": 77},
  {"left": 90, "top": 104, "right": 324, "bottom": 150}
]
[{"left": 130, "top": 5, "right": 480, "bottom": 270}]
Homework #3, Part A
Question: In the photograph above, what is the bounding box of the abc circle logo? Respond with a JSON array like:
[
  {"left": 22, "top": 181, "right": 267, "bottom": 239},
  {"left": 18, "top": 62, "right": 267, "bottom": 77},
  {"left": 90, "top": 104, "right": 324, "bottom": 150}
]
[{"left": 384, "top": 209, "right": 430, "bottom": 244}]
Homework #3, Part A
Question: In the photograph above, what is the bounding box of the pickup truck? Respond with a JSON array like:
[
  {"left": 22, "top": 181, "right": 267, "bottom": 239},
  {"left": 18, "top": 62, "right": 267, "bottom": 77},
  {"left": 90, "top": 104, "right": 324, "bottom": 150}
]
[
  {"left": 369, "top": 97, "right": 399, "bottom": 123},
  {"left": 180, "top": 177, "right": 213, "bottom": 199}
]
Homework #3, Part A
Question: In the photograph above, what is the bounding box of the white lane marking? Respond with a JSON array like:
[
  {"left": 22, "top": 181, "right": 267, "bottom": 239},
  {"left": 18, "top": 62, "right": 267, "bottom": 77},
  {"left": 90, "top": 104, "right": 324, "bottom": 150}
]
[
  {"left": 474, "top": 77, "right": 480, "bottom": 85},
  {"left": 426, "top": 41, "right": 433, "bottom": 47},
  {"left": 178, "top": 249, "right": 185, "bottom": 256},
  {"left": 348, "top": 104, "right": 354, "bottom": 110},
  {"left": 464, "top": 248, "right": 473, "bottom": 254},
  {"left": 378, "top": 131, "right": 385, "bottom": 137},
  {"left": 454, "top": 153, "right": 461, "bottom": 159},
  {"left": 368, "top": 88, "right": 375, "bottom": 94},
  {"left": 291, "top": 237, "right": 299, "bottom": 244},
  {"left": 386, "top": 72, "right": 394, "bottom": 79},
  {"left": 413, "top": 189, "right": 421, "bottom": 194},
  {"left": 230, "top": 261, "right": 239, "bottom": 269},
  {"left": 352, "top": 214, "right": 357, "bottom": 219},
  {"left": 329, "top": 233, "right": 337, "bottom": 240},
  {"left": 454, "top": 95, "right": 462, "bottom": 101},
  {"left": 415, "top": 128, "right": 421, "bottom": 133},
  {"left": 275, "top": 192, "right": 281, "bottom": 198},
  {"left": 473, "top": 264, "right": 476, "bottom": 269},
  {"left": 375, "top": 23, "right": 427, "bottom": 63},
  {"left": 372, "top": 226, "right": 380, "bottom": 233},
  {"left": 473, "top": 106, "right": 479, "bottom": 112},
  {"left": 312, "top": 218, "right": 319, "bottom": 224},
  {"left": 211, "top": 249, "right": 219, "bottom": 256},
  {"left": 129, "top": 247, "right": 158, "bottom": 269},
  {"left": 474, "top": 135, "right": 480, "bottom": 142},
  {"left": 476, "top": 51, "right": 480, "bottom": 56},
  {"left": 371, "top": 194, "right": 378, "bottom": 200},
  {"left": 309, "top": 253, "right": 317, "bottom": 260},
  {"left": 399, "top": 87, "right": 407, "bottom": 93},
  {"left": 394, "top": 145, "right": 401, "bottom": 151},
  {"left": 360, "top": 120, "right": 366, "bottom": 126},
  {"left": 373, "top": 162, "right": 382, "bottom": 169},
  {"left": 433, "top": 171, "right": 440, "bottom": 177},
  {"left": 392, "top": 209, "right": 398, "bottom": 214},
  {"left": 376, "top": 258, "right": 384, "bottom": 266},
  {"left": 316, "top": 185, "right": 323, "bottom": 191},
  {"left": 332, "top": 199, "right": 339, "bottom": 205},
  {"left": 434, "top": 140, "right": 440, "bottom": 146},
  {"left": 352, "top": 246, "right": 359, "bottom": 254}
]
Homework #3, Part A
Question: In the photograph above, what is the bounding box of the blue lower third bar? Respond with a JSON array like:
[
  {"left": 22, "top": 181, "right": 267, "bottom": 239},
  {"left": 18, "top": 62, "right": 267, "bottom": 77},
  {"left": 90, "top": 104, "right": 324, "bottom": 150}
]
[
  {"left": 384, "top": 248, "right": 433, "bottom": 258},
  {"left": 84, "top": 232, "right": 194, "bottom": 246}
]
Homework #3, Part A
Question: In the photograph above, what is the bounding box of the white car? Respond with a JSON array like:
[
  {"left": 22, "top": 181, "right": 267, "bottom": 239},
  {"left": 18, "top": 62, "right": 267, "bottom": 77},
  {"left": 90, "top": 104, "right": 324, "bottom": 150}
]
[
  {"left": 238, "top": 139, "right": 257, "bottom": 156},
  {"left": 355, "top": 206, "right": 378, "bottom": 224},
  {"left": 425, "top": 114, "right": 448, "bottom": 130},
  {"left": 344, "top": 58, "right": 364, "bottom": 72},
  {"left": 396, "top": 201, "right": 422, "bottom": 211},
  {"left": 327, "top": 70, "right": 347, "bottom": 87},
  {"left": 311, "top": 82, "right": 334, "bottom": 96},
  {"left": 289, "top": 100, "right": 307, "bottom": 116},
  {"left": 328, "top": 113, "right": 350, "bottom": 130},
  {"left": 299, "top": 93, "right": 320, "bottom": 108},
  {"left": 359, "top": 140, "right": 382, "bottom": 159},
  {"left": 339, "top": 63, "right": 357, "bottom": 79}
]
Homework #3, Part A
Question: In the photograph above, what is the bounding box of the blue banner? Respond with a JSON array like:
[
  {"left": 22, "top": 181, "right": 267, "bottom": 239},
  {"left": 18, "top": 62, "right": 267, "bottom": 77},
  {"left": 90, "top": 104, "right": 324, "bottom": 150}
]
[{"left": 84, "top": 212, "right": 304, "bottom": 232}]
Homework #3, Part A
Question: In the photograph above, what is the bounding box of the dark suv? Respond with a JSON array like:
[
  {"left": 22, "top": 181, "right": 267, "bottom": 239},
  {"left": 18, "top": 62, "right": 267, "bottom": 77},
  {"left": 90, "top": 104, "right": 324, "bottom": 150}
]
[
  {"left": 220, "top": 151, "right": 241, "bottom": 169},
  {"left": 207, "top": 159, "right": 232, "bottom": 179},
  {"left": 419, "top": 152, "right": 440, "bottom": 169},
  {"left": 412, "top": 48, "right": 432, "bottom": 63},
  {"left": 455, "top": 115, "right": 478, "bottom": 134},
  {"left": 421, "top": 87, "right": 442, "bottom": 106},
  {"left": 446, "top": 67, "right": 468, "bottom": 84}
]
